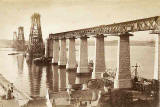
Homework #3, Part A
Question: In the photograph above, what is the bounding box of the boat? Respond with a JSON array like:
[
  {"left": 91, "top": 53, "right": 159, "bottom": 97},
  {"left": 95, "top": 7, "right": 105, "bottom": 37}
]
[
  {"left": 33, "top": 56, "right": 52, "bottom": 65},
  {"left": 8, "top": 53, "right": 19, "bottom": 55}
]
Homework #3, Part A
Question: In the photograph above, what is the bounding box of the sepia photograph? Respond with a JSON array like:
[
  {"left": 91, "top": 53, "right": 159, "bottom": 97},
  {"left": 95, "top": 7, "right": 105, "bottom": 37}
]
[{"left": 0, "top": 0, "right": 159, "bottom": 107}]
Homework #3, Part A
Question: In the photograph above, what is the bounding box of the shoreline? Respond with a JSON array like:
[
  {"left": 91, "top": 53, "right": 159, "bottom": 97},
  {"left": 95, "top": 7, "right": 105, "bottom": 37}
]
[{"left": 0, "top": 73, "right": 32, "bottom": 106}]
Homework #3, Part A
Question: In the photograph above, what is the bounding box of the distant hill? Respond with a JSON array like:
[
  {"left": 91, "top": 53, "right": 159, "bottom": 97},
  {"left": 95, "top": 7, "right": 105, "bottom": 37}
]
[
  {"left": 0, "top": 40, "right": 13, "bottom": 48},
  {"left": 79, "top": 40, "right": 155, "bottom": 46},
  {"left": 130, "top": 40, "right": 155, "bottom": 46},
  {"left": 0, "top": 39, "right": 156, "bottom": 48}
]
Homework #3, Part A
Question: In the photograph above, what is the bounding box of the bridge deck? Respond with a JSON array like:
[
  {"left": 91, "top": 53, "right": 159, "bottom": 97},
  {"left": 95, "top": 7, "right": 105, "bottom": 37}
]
[{"left": 49, "top": 16, "right": 160, "bottom": 39}]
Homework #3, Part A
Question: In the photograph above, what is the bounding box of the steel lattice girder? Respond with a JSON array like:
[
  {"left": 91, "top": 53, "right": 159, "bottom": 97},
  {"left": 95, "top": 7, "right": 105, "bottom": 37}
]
[{"left": 49, "top": 16, "right": 160, "bottom": 38}]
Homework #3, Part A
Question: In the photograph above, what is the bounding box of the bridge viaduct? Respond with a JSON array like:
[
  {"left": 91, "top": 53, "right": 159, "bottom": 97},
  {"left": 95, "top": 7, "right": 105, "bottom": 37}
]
[{"left": 45, "top": 16, "right": 160, "bottom": 89}]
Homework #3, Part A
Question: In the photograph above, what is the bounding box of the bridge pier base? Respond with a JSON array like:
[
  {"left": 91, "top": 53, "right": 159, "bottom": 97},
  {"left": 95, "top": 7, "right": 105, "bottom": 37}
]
[
  {"left": 75, "top": 75, "right": 90, "bottom": 90},
  {"left": 66, "top": 38, "right": 77, "bottom": 70},
  {"left": 77, "top": 36, "right": 90, "bottom": 74},
  {"left": 92, "top": 34, "right": 106, "bottom": 79},
  {"left": 58, "top": 68, "right": 66, "bottom": 91},
  {"left": 49, "top": 39, "right": 53, "bottom": 58},
  {"left": 76, "top": 36, "right": 90, "bottom": 90},
  {"left": 58, "top": 38, "right": 67, "bottom": 68},
  {"left": 153, "top": 34, "right": 160, "bottom": 107},
  {"left": 154, "top": 34, "right": 160, "bottom": 80},
  {"left": 52, "top": 39, "right": 59, "bottom": 64},
  {"left": 114, "top": 33, "right": 133, "bottom": 89},
  {"left": 66, "top": 70, "right": 76, "bottom": 89},
  {"left": 45, "top": 38, "right": 49, "bottom": 57}
]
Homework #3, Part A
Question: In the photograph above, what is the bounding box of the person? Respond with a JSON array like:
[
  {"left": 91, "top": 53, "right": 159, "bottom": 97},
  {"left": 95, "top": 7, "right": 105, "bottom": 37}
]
[
  {"left": 6, "top": 85, "right": 12, "bottom": 100},
  {"left": 10, "top": 83, "right": 13, "bottom": 93}
]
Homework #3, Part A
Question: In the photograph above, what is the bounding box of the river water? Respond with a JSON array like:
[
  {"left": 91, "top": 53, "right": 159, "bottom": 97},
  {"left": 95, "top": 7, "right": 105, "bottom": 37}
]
[{"left": 0, "top": 45, "right": 155, "bottom": 105}]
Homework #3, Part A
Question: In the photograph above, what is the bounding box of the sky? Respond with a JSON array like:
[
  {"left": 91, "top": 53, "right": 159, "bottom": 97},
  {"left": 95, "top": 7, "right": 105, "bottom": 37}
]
[{"left": 0, "top": 0, "right": 160, "bottom": 41}]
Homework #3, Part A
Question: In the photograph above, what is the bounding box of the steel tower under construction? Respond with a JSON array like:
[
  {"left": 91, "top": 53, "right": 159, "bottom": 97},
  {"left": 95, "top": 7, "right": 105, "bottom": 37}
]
[{"left": 28, "top": 13, "right": 44, "bottom": 58}]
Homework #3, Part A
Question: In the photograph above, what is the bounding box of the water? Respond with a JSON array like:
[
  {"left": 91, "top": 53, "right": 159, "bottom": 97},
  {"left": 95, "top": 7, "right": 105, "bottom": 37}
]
[{"left": 0, "top": 45, "right": 155, "bottom": 106}]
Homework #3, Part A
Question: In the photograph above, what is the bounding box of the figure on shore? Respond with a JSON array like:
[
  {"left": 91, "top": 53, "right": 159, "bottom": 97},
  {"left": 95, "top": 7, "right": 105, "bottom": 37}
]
[{"left": 6, "top": 84, "right": 14, "bottom": 100}]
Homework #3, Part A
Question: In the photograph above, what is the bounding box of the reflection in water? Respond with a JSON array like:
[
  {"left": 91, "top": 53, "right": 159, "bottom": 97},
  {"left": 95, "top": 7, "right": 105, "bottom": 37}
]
[
  {"left": 58, "top": 67, "right": 66, "bottom": 91},
  {"left": 0, "top": 46, "right": 155, "bottom": 107},
  {"left": 27, "top": 60, "right": 43, "bottom": 98},
  {"left": 46, "top": 65, "right": 54, "bottom": 93},
  {"left": 25, "top": 59, "right": 48, "bottom": 107},
  {"left": 17, "top": 54, "right": 24, "bottom": 72},
  {"left": 68, "top": 89, "right": 99, "bottom": 107},
  {"left": 91, "top": 90, "right": 99, "bottom": 101},
  {"left": 26, "top": 99, "right": 47, "bottom": 107},
  {"left": 75, "top": 75, "right": 91, "bottom": 85},
  {"left": 52, "top": 65, "right": 59, "bottom": 92},
  {"left": 66, "top": 70, "right": 76, "bottom": 88},
  {"left": 15, "top": 56, "right": 98, "bottom": 107}
]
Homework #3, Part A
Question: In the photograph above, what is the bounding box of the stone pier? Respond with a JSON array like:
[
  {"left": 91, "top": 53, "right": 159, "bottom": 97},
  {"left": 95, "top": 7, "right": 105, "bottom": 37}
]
[
  {"left": 66, "top": 70, "right": 76, "bottom": 89},
  {"left": 58, "top": 68, "right": 66, "bottom": 91},
  {"left": 58, "top": 38, "right": 67, "bottom": 68},
  {"left": 77, "top": 36, "right": 90, "bottom": 74},
  {"left": 45, "top": 38, "right": 49, "bottom": 57},
  {"left": 76, "top": 36, "right": 91, "bottom": 89},
  {"left": 154, "top": 34, "right": 160, "bottom": 80},
  {"left": 66, "top": 37, "right": 77, "bottom": 70},
  {"left": 92, "top": 34, "right": 106, "bottom": 79},
  {"left": 114, "top": 33, "right": 133, "bottom": 89},
  {"left": 49, "top": 39, "right": 53, "bottom": 58},
  {"left": 52, "top": 38, "right": 59, "bottom": 64}
]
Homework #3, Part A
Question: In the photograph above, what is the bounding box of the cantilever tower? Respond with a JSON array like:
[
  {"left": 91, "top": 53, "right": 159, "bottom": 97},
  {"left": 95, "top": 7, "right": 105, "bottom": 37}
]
[
  {"left": 12, "top": 27, "right": 25, "bottom": 51},
  {"left": 28, "top": 13, "right": 44, "bottom": 57},
  {"left": 12, "top": 32, "right": 17, "bottom": 48},
  {"left": 17, "top": 27, "right": 25, "bottom": 50}
]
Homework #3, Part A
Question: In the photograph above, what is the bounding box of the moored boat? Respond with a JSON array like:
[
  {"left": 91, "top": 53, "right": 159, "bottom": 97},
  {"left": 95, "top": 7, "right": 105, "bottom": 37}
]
[{"left": 33, "top": 56, "right": 52, "bottom": 65}]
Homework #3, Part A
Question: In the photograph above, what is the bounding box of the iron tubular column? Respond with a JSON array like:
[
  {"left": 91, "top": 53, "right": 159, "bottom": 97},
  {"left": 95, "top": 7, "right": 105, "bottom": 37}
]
[
  {"left": 154, "top": 34, "right": 160, "bottom": 80},
  {"left": 66, "top": 37, "right": 77, "bottom": 70},
  {"left": 77, "top": 36, "right": 89, "bottom": 73},
  {"left": 114, "top": 33, "right": 133, "bottom": 88},
  {"left": 58, "top": 68, "right": 66, "bottom": 91},
  {"left": 58, "top": 38, "right": 67, "bottom": 67},
  {"left": 92, "top": 34, "right": 106, "bottom": 79},
  {"left": 52, "top": 38, "right": 59, "bottom": 64},
  {"left": 13, "top": 32, "right": 17, "bottom": 48}
]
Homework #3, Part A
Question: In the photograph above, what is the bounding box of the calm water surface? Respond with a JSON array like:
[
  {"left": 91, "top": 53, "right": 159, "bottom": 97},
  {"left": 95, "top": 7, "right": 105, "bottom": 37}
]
[{"left": 0, "top": 46, "right": 155, "bottom": 99}]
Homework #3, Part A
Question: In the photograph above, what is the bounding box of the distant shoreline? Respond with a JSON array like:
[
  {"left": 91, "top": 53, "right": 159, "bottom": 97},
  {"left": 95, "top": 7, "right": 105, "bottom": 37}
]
[{"left": 0, "top": 39, "right": 156, "bottom": 48}]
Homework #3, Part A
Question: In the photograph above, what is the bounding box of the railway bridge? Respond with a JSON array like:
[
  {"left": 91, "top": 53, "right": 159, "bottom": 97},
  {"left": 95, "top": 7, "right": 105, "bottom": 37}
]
[{"left": 45, "top": 16, "right": 160, "bottom": 89}]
